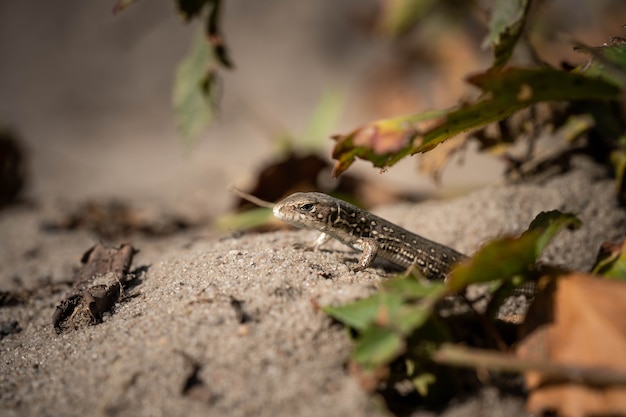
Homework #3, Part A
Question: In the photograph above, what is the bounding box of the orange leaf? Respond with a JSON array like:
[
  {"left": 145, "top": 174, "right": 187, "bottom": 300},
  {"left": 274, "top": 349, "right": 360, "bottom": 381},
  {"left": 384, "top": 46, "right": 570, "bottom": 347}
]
[{"left": 517, "top": 273, "right": 626, "bottom": 417}]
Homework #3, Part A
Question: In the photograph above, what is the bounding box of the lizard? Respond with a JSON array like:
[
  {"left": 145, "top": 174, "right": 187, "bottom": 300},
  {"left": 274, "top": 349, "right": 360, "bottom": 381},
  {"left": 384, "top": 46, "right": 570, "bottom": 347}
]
[{"left": 272, "top": 192, "right": 467, "bottom": 280}]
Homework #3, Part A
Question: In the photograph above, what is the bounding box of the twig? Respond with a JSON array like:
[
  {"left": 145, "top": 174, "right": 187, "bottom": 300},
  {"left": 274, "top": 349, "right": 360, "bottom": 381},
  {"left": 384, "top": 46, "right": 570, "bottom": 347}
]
[
  {"left": 227, "top": 185, "right": 275, "bottom": 209},
  {"left": 433, "top": 343, "right": 626, "bottom": 387}
]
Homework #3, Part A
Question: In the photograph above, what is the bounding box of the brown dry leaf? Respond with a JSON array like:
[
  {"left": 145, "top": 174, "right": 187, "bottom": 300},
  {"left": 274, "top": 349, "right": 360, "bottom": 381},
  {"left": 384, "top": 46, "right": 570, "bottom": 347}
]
[
  {"left": 42, "top": 200, "right": 191, "bottom": 239},
  {"left": 517, "top": 273, "right": 626, "bottom": 417},
  {"left": 0, "top": 128, "right": 27, "bottom": 208},
  {"left": 236, "top": 152, "right": 421, "bottom": 214}
]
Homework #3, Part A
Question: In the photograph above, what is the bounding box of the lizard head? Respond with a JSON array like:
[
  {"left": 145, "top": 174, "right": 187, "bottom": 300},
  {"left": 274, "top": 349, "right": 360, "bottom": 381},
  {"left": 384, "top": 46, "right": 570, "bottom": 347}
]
[{"left": 273, "top": 192, "right": 340, "bottom": 232}]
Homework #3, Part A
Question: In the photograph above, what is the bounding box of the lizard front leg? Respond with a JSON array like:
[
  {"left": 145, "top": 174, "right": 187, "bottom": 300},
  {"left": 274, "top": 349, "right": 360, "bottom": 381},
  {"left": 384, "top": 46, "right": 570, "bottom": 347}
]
[
  {"left": 353, "top": 238, "right": 379, "bottom": 272},
  {"left": 313, "top": 232, "right": 332, "bottom": 250}
]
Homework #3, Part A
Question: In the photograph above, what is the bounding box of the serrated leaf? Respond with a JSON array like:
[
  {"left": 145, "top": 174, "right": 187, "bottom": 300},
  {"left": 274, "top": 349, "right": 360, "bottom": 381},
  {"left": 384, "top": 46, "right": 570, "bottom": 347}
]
[
  {"left": 485, "top": 0, "right": 531, "bottom": 68},
  {"left": 417, "top": 68, "right": 621, "bottom": 152},
  {"left": 173, "top": 33, "right": 218, "bottom": 142},
  {"left": 331, "top": 67, "right": 620, "bottom": 176},
  {"left": 352, "top": 325, "right": 405, "bottom": 369},
  {"left": 447, "top": 211, "right": 581, "bottom": 291},
  {"left": 331, "top": 110, "right": 445, "bottom": 177}
]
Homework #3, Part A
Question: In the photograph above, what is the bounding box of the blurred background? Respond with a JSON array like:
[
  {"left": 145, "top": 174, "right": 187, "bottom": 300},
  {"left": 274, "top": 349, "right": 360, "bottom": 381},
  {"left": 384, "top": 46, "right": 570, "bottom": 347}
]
[{"left": 1, "top": 0, "right": 626, "bottom": 221}]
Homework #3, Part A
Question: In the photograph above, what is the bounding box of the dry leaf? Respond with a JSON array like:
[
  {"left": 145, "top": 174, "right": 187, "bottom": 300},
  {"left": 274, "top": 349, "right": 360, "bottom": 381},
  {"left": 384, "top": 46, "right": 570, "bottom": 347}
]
[{"left": 517, "top": 273, "right": 626, "bottom": 417}]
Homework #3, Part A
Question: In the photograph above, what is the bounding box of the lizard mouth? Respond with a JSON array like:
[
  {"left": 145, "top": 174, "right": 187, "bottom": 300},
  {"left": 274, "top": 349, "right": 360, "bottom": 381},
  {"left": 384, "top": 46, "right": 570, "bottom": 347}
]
[{"left": 272, "top": 205, "right": 284, "bottom": 220}]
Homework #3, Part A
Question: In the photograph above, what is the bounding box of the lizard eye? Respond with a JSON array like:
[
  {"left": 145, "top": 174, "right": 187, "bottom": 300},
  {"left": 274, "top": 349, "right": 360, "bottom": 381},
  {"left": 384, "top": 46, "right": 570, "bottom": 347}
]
[{"left": 299, "top": 203, "right": 315, "bottom": 212}]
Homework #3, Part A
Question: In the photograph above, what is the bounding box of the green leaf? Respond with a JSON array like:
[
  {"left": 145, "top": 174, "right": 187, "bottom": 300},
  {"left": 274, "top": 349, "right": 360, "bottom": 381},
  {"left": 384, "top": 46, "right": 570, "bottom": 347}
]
[
  {"left": 575, "top": 41, "right": 626, "bottom": 89},
  {"left": 611, "top": 150, "right": 626, "bottom": 193},
  {"left": 352, "top": 325, "right": 405, "bottom": 369},
  {"left": 485, "top": 0, "right": 531, "bottom": 68},
  {"left": 331, "top": 67, "right": 620, "bottom": 176},
  {"left": 447, "top": 211, "right": 581, "bottom": 291},
  {"left": 324, "top": 275, "right": 445, "bottom": 372},
  {"left": 416, "top": 68, "right": 621, "bottom": 152},
  {"left": 324, "top": 275, "right": 445, "bottom": 332},
  {"left": 330, "top": 110, "right": 446, "bottom": 177},
  {"left": 381, "top": 274, "right": 446, "bottom": 299},
  {"left": 525, "top": 210, "right": 581, "bottom": 255},
  {"left": 302, "top": 89, "right": 345, "bottom": 151},
  {"left": 392, "top": 303, "right": 435, "bottom": 335},
  {"left": 446, "top": 234, "right": 538, "bottom": 291},
  {"left": 173, "top": 32, "right": 219, "bottom": 142},
  {"left": 591, "top": 240, "right": 626, "bottom": 280},
  {"left": 214, "top": 207, "right": 274, "bottom": 231},
  {"left": 412, "top": 372, "right": 436, "bottom": 396},
  {"left": 323, "top": 293, "right": 403, "bottom": 331}
]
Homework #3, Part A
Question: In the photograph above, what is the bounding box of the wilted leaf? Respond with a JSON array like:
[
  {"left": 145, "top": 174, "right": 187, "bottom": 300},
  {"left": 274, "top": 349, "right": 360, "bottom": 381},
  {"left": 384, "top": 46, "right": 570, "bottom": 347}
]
[
  {"left": 173, "top": 32, "right": 219, "bottom": 141},
  {"left": 484, "top": 0, "right": 531, "bottom": 68},
  {"left": 447, "top": 210, "right": 580, "bottom": 292},
  {"left": 518, "top": 273, "right": 626, "bottom": 416},
  {"left": 331, "top": 67, "right": 620, "bottom": 177},
  {"left": 42, "top": 200, "right": 191, "bottom": 239},
  {"left": 331, "top": 110, "right": 445, "bottom": 177},
  {"left": 592, "top": 240, "right": 626, "bottom": 280}
]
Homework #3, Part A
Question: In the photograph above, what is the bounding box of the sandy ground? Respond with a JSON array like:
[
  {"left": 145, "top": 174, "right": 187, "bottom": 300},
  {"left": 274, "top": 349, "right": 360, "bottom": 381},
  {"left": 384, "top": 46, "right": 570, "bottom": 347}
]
[
  {"left": 1, "top": 156, "right": 625, "bottom": 417},
  {"left": 2, "top": 1, "right": 626, "bottom": 416}
]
